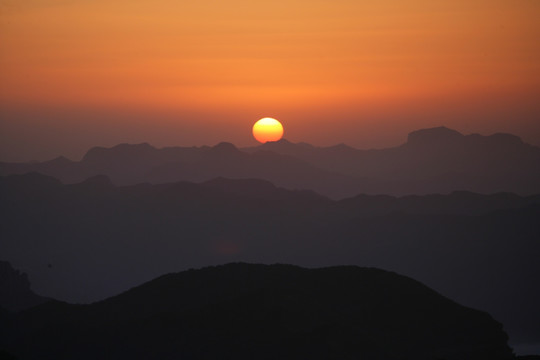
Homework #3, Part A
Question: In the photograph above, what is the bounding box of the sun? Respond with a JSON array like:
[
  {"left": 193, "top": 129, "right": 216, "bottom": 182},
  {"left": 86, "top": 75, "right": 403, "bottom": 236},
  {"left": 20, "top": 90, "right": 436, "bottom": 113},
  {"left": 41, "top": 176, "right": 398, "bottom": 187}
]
[{"left": 252, "top": 118, "right": 284, "bottom": 143}]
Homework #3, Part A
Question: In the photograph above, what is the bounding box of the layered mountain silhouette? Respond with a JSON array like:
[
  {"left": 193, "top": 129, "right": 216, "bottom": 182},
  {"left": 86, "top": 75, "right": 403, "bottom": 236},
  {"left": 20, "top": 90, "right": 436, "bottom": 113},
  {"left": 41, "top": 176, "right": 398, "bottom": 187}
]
[
  {"left": 244, "top": 127, "right": 540, "bottom": 196},
  {"left": 1, "top": 173, "right": 539, "bottom": 346},
  {"left": 1, "top": 127, "right": 539, "bottom": 198},
  {"left": 0, "top": 263, "right": 515, "bottom": 360}
]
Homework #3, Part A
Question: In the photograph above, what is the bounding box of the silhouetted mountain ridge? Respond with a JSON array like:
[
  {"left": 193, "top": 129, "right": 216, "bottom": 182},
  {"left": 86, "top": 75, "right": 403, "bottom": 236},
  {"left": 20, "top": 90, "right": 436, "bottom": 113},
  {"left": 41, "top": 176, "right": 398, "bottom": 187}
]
[
  {"left": 1, "top": 126, "right": 538, "bottom": 197},
  {"left": 246, "top": 127, "right": 540, "bottom": 195},
  {"left": 406, "top": 128, "right": 527, "bottom": 158}
]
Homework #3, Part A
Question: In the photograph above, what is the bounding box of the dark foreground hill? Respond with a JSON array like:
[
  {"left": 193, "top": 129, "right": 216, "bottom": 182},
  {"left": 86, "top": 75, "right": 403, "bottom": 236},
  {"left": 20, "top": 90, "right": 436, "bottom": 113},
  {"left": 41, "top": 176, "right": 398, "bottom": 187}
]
[
  {"left": 0, "top": 263, "right": 514, "bottom": 360},
  {"left": 1, "top": 127, "right": 539, "bottom": 197}
]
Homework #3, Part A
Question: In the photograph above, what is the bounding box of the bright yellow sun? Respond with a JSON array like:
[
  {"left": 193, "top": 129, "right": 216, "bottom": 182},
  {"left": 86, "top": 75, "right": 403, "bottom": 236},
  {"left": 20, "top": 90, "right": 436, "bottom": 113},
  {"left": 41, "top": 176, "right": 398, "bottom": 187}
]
[{"left": 252, "top": 118, "right": 284, "bottom": 143}]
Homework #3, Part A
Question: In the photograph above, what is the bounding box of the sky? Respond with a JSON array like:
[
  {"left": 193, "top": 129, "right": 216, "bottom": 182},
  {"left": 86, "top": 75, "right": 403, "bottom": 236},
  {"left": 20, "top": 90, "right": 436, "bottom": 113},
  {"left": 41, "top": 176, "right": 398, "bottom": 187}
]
[{"left": 1, "top": 0, "right": 539, "bottom": 161}]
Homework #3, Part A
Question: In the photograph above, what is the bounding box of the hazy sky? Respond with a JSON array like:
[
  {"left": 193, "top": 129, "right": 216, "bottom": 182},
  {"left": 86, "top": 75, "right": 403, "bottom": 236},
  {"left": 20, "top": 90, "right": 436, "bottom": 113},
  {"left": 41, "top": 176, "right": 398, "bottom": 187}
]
[{"left": 1, "top": 0, "right": 539, "bottom": 161}]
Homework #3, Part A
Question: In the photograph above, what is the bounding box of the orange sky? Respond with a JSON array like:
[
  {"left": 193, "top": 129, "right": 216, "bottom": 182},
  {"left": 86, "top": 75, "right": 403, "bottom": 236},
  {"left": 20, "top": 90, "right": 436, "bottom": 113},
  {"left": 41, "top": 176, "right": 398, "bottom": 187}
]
[{"left": 1, "top": 0, "right": 539, "bottom": 161}]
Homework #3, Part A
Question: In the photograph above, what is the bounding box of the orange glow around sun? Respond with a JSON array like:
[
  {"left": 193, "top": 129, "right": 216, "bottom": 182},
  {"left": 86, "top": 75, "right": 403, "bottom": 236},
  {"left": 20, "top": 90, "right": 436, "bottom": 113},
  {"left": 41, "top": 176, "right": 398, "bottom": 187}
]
[{"left": 253, "top": 118, "right": 284, "bottom": 143}]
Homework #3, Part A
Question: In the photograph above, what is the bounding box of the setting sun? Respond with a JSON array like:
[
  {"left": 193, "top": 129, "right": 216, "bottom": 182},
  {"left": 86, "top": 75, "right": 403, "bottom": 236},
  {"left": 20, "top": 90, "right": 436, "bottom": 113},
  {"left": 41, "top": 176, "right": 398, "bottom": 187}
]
[{"left": 252, "top": 118, "right": 284, "bottom": 143}]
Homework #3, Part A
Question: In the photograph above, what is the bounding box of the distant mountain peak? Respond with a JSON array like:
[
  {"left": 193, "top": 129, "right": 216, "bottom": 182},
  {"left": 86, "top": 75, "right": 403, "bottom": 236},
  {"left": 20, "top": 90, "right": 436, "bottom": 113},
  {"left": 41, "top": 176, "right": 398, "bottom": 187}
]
[
  {"left": 204, "top": 142, "right": 242, "bottom": 161},
  {"left": 261, "top": 138, "right": 293, "bottom": 146},
  {"left": 259, "top": 138, "right": 314, "bottom": 150},
  {"left": 82, "top": 143, "right": 157, "bottom": 163},
  {"left": 268, "top": 138, "right": 292, "bottom": 144},
  {"left": 407, "top": 126, "right": 464, "bottom": 147},
  {"left": 326, "top": 143, "right": 357, "bottom": 153},
  {"left": 210, "top": 142, "right": 239, "bottom": 153},
  {"left": 104, "top": 143, "right": 156, "bottom": 153},
  {"left": 115, "top": 142, "right": 153, "bottom": 148},
  {"left": 405, "top": 127, "right": 526, "bottom": 149},
  {"left": 46, "top": 156, "right": 73, "bottom": 164}
]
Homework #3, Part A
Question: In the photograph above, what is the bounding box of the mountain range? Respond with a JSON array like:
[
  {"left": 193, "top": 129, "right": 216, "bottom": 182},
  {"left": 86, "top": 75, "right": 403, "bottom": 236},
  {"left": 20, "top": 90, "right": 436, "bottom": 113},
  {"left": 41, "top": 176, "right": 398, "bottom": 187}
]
[
  {"left": 1, "top": 125, "right": 539, "bottom": 355},
  {"left": 2, "top": 126, "right": 539, "bottom": 198},
  {"left": 1, "top": 172, "right": 539, "bottom": 347}
]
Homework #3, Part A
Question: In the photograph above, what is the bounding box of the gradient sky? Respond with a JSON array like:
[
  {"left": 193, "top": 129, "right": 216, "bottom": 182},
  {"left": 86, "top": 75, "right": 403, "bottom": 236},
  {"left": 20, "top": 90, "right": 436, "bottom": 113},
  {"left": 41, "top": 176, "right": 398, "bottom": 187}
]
[{"left": 1, "top": 0, "right": 539, "bottom": 161}]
